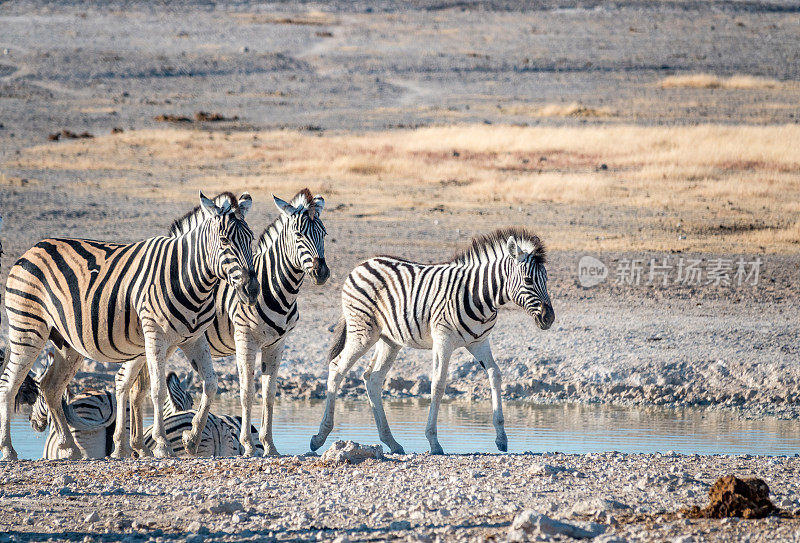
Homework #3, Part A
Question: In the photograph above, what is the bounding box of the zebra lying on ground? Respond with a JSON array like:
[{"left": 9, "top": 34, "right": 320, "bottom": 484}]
[
  {"left": 131, "top": 189, "right": 327, "bottom": 456},
  {"left": 0, "top": 192, "right": 258, "bottom": 460},
  {"left": 310, "top": 227, "right": 555, "bottom": 455},
  {"left": 16, "top": 355, "right": 192, "bottom": 459}
]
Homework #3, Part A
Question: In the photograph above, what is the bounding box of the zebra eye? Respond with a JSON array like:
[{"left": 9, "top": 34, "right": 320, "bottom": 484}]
[
  {"left": 523, "top": 277, "right": 534, "bottom": 286},
  {"left": 220, "top": 235, "right": 230, "bottom": 245}
]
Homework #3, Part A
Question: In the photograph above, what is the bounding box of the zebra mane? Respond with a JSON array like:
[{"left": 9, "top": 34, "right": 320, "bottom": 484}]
[
  {"left": 256, "top": 188, "right": 315, "bottom": 254},
  {"left": 453, "top": 227, "right": 546, "bottom": 264},
  {"left": 169, "top": 192, "right": 240, "bottom": 237}
]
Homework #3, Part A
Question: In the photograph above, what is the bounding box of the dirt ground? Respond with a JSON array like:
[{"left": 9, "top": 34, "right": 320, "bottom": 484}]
[{"left": 1, "top": 0, "right": 800, "bottom": 541}]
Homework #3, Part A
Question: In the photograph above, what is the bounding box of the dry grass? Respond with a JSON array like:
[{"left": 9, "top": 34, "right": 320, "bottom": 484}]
[
  {"left": 660, "top": 73, "right": 782, "bottom": 90},
  {"left": 232, "top": 11, "right": 337, "bottom": 26},
  {"left": 500, "top": 102, "right": 614, "bottom": 118},
  {"left": 8, "top": 124, "right": 800, "bottom": 253}
]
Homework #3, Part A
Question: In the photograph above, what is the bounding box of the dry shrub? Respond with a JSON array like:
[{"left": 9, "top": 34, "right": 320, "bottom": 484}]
[{"left": 660, "top": 73, "right": 781, "bottom": 90}]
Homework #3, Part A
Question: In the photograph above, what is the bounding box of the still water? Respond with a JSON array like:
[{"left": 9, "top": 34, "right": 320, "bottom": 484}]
[{"left": 11, "top": 398, "right": 800, "bottom": 459}]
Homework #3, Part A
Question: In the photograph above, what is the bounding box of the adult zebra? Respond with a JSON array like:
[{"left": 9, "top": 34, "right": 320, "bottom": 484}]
[
  {"left": 0, "top": 192, "right": 259, "bottom": 460},
  {"left": 310, "top": 227, "right": 554, "bottom": 455},
  {"left": 143, "top": 189, "right": 327, "bottom": 456},
  {"left": 203, "top": 189, "right": 327, "bottom": 456}
]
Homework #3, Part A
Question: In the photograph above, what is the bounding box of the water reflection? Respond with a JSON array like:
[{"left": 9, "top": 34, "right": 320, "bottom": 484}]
[{"left": 11, "top": 398, "right": 800, "bottom": 459}]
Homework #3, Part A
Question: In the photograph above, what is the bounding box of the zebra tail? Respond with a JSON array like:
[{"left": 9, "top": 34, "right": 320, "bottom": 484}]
[
  {"left": 327, "top": 318, "right": 347, "bottom": 362},
  {"left": 14, "top": 373, "right": 39, "bottom": 413}
]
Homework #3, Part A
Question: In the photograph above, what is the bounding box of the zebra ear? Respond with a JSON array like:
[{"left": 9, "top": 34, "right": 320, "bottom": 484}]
[
  {"left": 310, "top": 195, "right": 325, "bottom": 219},
  {"left": 506, "top": 236, "right": 524, "bottom": 262},
  {"left": 237, "top": 193, "right": 252, "bottom": 218},
  {"left": 200, "top": 191, "right": 222, "bottom": 218},
  {"left": 273, "top": 195, "right": 297, "bottom": 217}
]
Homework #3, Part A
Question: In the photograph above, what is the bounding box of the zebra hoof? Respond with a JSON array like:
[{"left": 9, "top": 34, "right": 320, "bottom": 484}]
[
  {"left": 182, "top": 431, "right": 199, "bottom": 456},
  {"left": 1, "top": 447, "right": 18, "bottom": 461},
  {"left": 390, "top": 445, "right": 406, "bottom": 455},
  {"left": 429, "top": 444, "right": 445, "bottom": 456},
  {"left": 153, "top": 443, "right": 173, "bottom": 458},
  {"left": 496, "top": 439, "right": 508, "bottom": 453},
  {"left": 110, "top": 446, "right": 131, "bottom": 460},
  {"left": 309, "top": 435, "right": 325, "bottom": 452},
  {"left": 134, "top": 445, "right": 153, "bottom": 458},
  {"left": 61, "top": 446, "right": 83, "bottom": 461}
]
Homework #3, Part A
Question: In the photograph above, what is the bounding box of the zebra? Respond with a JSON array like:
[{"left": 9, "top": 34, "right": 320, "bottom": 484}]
[
  {"left": 17, "top": 359, "right": 195, "bottom": 459},
  {"left": 0, "top": 192, "right": 259, "bottom": 461},
  {"left": 142, "top": 374, "right": 263, "bottom": 458},
  {"left": 204, "top": 188, "right": 327, "bottom": 456},
  {"left": 133, "top": 189, "right": 326, "bottom": 456},
  {"left": 310, "top": 227, "right": 555, "bottom": 455}
]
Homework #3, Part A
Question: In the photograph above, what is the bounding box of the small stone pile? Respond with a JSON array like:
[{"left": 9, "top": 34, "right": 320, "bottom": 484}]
[{"left": 320, "top": 441, "right": 383, "bottom": 465}]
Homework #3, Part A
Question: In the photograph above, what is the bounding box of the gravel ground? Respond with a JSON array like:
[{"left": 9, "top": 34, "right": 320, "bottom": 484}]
[{"left": 2, "top": 451, "right": 800, "bottom": 542}]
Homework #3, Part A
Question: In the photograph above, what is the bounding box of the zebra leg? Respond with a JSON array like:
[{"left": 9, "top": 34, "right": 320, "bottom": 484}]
[
  {"left": 142, "top": 323, "right": 174, "bottom": 458},
  {"left": 467, "top": 340, "right": 507, "bottom": 452},
  {"left": 310, "top": 327, "right": 377, "bottom": 452},
  {"left": 129, "top": 361, "right": 152, "bottom": 457},
  {"left": 234, "top": 330, "right": 259, "bottom": 457},
  {"left": 258, "top": 341, "right": 285, "bottom": 456},
  {"left": 364, "top": 339, "right": 404, "bottom": 454},
  {"left": 425, "top": 335, "right": 455, "bottom": 455},
  {"left": 0, "top": 325, "right": 48, "bottom": 461},
  {"left": 180, "top": 337, "right": 217, "bottom": 456},
  {"left": 39, "top": 346, "right": 83, "bottom": 460},
  {"left": 112, "top": 357, "right": 146, "bottom": 459}
]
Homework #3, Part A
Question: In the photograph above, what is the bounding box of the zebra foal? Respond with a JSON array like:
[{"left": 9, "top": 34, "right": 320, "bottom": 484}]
[
  {"left": 0, "top": 192, "right": 259, "bottom": 460},
  {"left": 310, "top": 227, "right": 554, "bottom": 455}
]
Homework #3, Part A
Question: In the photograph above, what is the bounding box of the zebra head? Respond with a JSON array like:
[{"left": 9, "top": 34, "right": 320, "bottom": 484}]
[
  {"left": 199, "top": 192, "right": 260, "bottom": 305},
  {"left": 273, "top": 191, "right": 329, "bottom": 285},
  {"left": 15, "top": 352, "right": 54, "bottom": 433},
  {"left": 506, "top": 236, "right": 555, "bottom": 330}
]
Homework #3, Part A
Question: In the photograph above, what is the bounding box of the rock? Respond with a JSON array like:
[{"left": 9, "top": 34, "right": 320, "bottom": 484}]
[
  {"left": 386, "top": 376, "right": 415, "bottom": 394},
  {"left": 389, "top": 520, "right": 412, "bottom": 531},
  {"left": 84, "top": 511, "right": 100, "bottom": 523},
  {"left": 321, "top": 441, "right": 383, "bottom": 465},
  {"left": 527, "top": 463, "right": 565, "bottom": 476},
  {"left": 571, "top": 498, "right": 630, "bottom": 517},
  {"left": 187, "top": 520, "right": 202, "bottom": 533},
  {"left": 209, "top": 500, "right": 244, "bottom": 514},
  {"left": 410, "top": 377, "right": 431, "bottom": 395},
  {"left": 683, "top": 475, "right": 774, "bottom": 519},
  {"left": 508, "top": 510, "right": 599, "bottom": 541},
  {"left": 58, "top": 474, "right": 75, "bottom": 486}
]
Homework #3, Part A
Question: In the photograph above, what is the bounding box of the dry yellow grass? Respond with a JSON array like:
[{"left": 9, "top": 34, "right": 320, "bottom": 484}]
[
  {"left": 660, "top": 73, "right": 781, "bottom": 90},
  {"left": 8, "top": 124, "right": 800, "bottom": 253},
  {"left": 500, "top": 102, "right": 614, "bottom": 118}
]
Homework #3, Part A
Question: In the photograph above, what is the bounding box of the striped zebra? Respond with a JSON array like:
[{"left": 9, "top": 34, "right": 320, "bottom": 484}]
[
  {"left": 142, "top": 373, "right": 263, "bottom": 457},
  {"left": 18, "top": 361, "right": 194, "bottom": 459},
  {"left": 310, "top": 227, "right": 555, "bottom": 455},
  {"left": 0, "top": 192, "right": 259, "bottom": 461},
  {"left": 135, "top": 189, "right": 326, "bottom": 456}
]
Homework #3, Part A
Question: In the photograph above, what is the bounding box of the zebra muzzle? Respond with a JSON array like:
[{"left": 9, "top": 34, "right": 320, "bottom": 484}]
[
  {"left": 310, "top": 257, "right": 330, "bottom": 285},
  {"left": 237, "top": 270, "right": 260, "bottom": 305},
  {"left": 537, "top": 303, "right": 555, "bottom": 330}
]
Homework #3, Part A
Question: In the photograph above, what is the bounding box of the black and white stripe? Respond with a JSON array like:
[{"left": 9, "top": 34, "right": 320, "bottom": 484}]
[
  {"left": 0, "top": 192, "right": 258, "bottom": 461},
  {"left": 311, "top": 227, "right": 554, "bottom": 455}
]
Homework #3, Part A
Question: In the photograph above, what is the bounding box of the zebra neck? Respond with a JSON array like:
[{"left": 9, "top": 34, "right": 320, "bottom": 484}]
[
  {"left": 182, "top": 223, "right": 219, "bottom": 295},
  {"left": 459, "top": 256, "right": 510, "bottom": 314},
  {"left": 255, "top": 227, "right": 304, "bottom": 307}
]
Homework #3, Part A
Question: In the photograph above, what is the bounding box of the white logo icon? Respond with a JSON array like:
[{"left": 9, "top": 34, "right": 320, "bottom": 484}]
[{"left": 578, "top": 256, "right": 608, "bottom": 288}]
